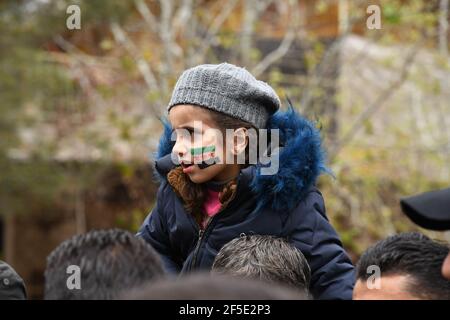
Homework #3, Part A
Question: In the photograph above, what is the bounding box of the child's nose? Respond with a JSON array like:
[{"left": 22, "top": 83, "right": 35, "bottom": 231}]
[{"left": 172, "top": 140, "right": 188, "bottom": 159}]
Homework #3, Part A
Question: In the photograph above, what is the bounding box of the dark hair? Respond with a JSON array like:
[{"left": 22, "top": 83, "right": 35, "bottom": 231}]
[
  {"left": 44, "top": 228, "right": 165, "bottom": 300},
  {"left": 0, "top": 260, "right": 27, "bottom": 300},
  {"left": 208, "top": 108, "right": 260, "bottom": 168},
  {"left": 356, "top": 232, "right": 450, "bottom": 299},
  {"left": 211, "top": 235, "right": 311, "bottom": 295},
  {"left": 122, "top": 272, "right": 307, "bottom": 300}
]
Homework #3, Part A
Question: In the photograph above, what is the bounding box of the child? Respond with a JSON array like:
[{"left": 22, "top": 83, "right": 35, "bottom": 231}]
[{"left": 137, "top": 63, "right": 355, "bottom": 299}]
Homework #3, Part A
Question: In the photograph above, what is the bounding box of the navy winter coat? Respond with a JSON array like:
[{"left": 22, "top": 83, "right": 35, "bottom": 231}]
[{"left": 138, "top": 107, "right": 355, "bottom": 300}]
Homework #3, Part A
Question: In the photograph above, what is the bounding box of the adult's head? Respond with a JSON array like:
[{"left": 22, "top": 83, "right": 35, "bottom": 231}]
[
  {"left": 122, "top": 272, "right": 307, "bottom": 300},
  {"left": 354, "top": 232, "right": 450, "bottom": 300},
  {"left": 45, "top": 228, "right": 165, "bottom": 299},
  {"left": 211, "top": 234, "right": 311, "bottom": 295},
  {"left": 0, "top": 260, "right": 27, "bottom": 300},
  {"left": 400, "top": 187, "right": 450, "bottom": 279}
]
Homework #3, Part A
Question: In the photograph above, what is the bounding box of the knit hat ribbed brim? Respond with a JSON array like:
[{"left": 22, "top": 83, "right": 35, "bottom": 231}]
[{"left": 167, "top": 63, "right": 281, "bottom": 128}]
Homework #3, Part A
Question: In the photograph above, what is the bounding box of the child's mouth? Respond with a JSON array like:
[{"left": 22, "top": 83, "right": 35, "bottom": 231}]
[{"left": 181, "top": 161, "right": 195, "bottom": 173}]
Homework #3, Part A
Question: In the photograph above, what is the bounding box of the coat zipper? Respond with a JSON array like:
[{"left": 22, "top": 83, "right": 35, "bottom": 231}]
[
  {"left": 188, "top": 187, "right": 238, "bottom": 270},
  {"left": 189, "top": 229, "right": 205, "bottom": 270}
]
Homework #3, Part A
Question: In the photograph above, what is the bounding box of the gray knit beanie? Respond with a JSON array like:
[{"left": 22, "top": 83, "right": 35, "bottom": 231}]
[{"left": 167, "top": 63, "right": 281, "bottom": 128}]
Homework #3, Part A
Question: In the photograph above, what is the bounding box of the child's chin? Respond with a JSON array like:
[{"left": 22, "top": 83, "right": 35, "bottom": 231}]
[
  {"left": 186, "top": 172, "right": 209, "bottom": 184},
  {"left": 185, "top": 164, "right": 224, "bottom": 184}
]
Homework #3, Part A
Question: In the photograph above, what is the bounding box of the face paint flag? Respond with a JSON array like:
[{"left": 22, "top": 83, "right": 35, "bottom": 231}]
[{"left": 190, "top": 145, "right": 220, "bottom": 169}]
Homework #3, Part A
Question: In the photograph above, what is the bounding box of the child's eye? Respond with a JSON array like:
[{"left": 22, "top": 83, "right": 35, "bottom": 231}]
[{"left": 174, "top": 128, "right": 200, "bottom": 140}]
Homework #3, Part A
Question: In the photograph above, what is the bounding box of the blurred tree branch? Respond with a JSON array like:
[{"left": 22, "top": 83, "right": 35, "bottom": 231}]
[
  {"left": 439, "top": 0, "right": 449, "bottom": 56},
  {"left": 251, "top": 0, "right": 300, "bottom": 77},
  {"left": 329, "top": 40, "right": 423, "bottom": 160},
  {"left": 110, "top": 22, "right": 160, "bottom": 93},
  {"left": 195, "top": 0, "right": 240, "bottom": 65}
]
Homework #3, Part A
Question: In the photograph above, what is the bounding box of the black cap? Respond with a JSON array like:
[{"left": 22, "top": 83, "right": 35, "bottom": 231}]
[
  {"left": 0, "top": 260, "right": 27, "bottom": 300},
  {"left": 400, "top": 188, "right": 450, "bottom": 231}
]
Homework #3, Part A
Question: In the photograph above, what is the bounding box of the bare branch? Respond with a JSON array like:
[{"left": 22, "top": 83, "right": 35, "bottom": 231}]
[
  {"left": 172, "top": 0, "right": 194, "bottom": 35},
  {"left": 170, "top": 0, "right": 194, "bottom": 61},
  {"left": 439, "top": 0, "right": 449, "bottom": 56},
  {"left": 240, "top": 0, "right": 258, "bottom": 66},
  {"left": 251, "top": 0, "right": 299, "bottom": 77},
  {"left": 110, "top": 22, "right": 159, "bottom": 92},
  {"left": 196, "top": 0, "right": 239, "bottom": 64},
  {"left": 53, "top": 35, "right": 105, "bottom": 104},
  {"left": 159, "top": 0, "right": 175, "bottom": 96},
  {"left": 300, "top": 0, "right": 369, "bottom": 110},
  {"left": 134, "top": 0, "right": 159, "bottom": 34},
  {"left": 329, "top": 41, "right": 423, "bottom": 159}
]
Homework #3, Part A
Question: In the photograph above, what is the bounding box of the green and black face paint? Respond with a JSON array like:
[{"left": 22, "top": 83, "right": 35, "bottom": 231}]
[{"left": 190, "top": 145, "right": 220, "bottom": 169}]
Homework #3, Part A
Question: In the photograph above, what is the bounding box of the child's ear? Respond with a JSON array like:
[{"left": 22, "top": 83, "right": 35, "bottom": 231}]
[{"left": 231, "top": 127, "right": 248, "bottom": 156}]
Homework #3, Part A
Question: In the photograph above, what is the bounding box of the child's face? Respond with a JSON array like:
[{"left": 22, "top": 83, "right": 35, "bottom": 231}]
[{"left": 168, "top": 104, "right": 244, "bottom": 183}]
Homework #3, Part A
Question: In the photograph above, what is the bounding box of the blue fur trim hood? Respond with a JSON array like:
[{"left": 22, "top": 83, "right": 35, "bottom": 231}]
[{"left": 153, "top": 105, "right": 329, "bottom": 212}]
